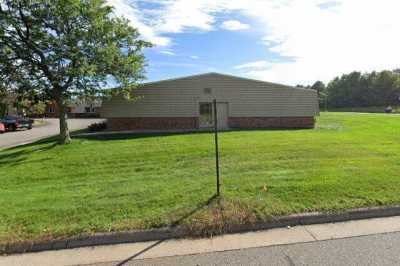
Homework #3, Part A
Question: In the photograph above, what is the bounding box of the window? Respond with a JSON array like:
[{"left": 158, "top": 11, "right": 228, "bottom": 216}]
[
  {"left": 203, "top": 88, "right": 212, "bottom": 94},
  {"left": 199, "top": 102, "right": 213, "bottom": 127},
  {"left": 84, "top": 104, "right": 96, "bottom": 113},
  {"left": 47, "top": 106, "right": 55, "bottom": 113}
]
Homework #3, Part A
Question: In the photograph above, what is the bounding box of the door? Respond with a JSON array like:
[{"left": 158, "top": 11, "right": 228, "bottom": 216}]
[
  {"left": 199, "top": 102, "right": 229, "bottom": 129},
  {"left": 216, "top": 103, "right": 228, "bottom": 130},
  {"left": 199, "top": 102, "right": 213, "bottom": 128}
]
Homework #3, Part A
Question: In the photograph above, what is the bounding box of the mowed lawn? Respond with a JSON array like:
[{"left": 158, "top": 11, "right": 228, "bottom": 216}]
[{"left": 1, "top": 112, "right": 400, "bottom": 245}]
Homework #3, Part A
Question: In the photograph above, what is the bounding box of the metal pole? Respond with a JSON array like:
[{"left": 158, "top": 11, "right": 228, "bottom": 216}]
[{"left": 213, "top": 99, "right": 220, "bottom": 196}]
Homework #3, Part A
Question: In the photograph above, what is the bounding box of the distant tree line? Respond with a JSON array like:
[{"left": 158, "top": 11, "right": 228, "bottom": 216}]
[{"left": 298, "top": 69, "right": 400, "bottom": 109}]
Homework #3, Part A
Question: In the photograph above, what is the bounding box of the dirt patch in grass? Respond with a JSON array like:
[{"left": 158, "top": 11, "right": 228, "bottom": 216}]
[{"left": 181, "top": 197, "right": 259, "bottom": 237}]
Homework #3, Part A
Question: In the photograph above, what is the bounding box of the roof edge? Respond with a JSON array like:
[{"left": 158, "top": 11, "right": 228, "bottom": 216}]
[
  {"left": 141, "top": 72, "right": 218, "bottom": 86},
  {"left": 142, "top": 72, "right": 313, "bottom": 92}
]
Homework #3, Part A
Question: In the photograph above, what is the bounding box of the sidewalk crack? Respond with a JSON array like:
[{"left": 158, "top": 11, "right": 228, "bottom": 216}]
[
  {"left": 304, "top": 226, "right": 318, "bottom": 241},
  {"left": 284, "top": 252, "right": 296, "bottom": 266}
]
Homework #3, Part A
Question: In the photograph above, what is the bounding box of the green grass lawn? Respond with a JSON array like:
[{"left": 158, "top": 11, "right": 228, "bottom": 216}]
[
  {"left": 330, "top": 106, "right": 400, "bottom": 113},
  {"left": 1, "top": 112, "right": 400, "bottom": 245}
]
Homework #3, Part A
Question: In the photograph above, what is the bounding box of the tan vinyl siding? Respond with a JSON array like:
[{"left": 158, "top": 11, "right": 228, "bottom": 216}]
[{"left": 101, "top": 73, "right": 319, "bottom": 118}]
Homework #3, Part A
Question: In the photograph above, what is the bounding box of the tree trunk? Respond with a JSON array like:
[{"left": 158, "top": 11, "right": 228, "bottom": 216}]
[{"left": 56, "top": 97, "right": 71, "bottom": 144}]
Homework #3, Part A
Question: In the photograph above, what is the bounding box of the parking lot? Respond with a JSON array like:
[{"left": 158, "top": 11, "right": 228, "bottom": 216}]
[{"left": 0, "top": 118, "right": 103, "bottom": 149}]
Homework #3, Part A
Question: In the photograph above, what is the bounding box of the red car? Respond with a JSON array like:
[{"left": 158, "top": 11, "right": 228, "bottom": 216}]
[{"left": 0, "top": 122, "right": 5, "bottom": 133}]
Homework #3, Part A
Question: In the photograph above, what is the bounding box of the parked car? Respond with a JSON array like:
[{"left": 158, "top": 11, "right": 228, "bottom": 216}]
[
  {"left": 0, "top": 115, "right": 34, "bottom": 131},
  {"left": 384, "top": 106, "right": 393, "bottom": 113},
  {"left": 0, "top": 122, "right": 5, "bottom": 133}
]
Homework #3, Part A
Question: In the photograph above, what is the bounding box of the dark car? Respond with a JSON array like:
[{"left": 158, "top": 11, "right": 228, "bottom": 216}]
[
  {"left": 384, "top": 106, "right": 393, "bottom": 113},
  {"left": 1, "top": 115, "right": 34, "bottom": 131}
]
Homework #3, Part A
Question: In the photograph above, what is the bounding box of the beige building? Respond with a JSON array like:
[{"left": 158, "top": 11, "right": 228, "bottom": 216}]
[
  {"left": 44, "top": 99, "right": 101, "bottom": 118},
  {"left": 101, "top": 73, "right": 319, "bottom": 131}
]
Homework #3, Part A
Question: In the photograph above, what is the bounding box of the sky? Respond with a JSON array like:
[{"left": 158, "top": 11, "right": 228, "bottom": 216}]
[{"left": 107, "top": 0, "right": 400, "bottom": 86}]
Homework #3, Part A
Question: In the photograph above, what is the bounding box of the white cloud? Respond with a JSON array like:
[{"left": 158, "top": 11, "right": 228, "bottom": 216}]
[
  {"left": 190, "top": 55, "right": 200, "bottom": 59},
  {"left": 234, "top": 60, "right": 271, "bottom": 70},
  {"left": 106, "top": 0, "right": 171, "bottom": 46},
  {"left": 160, "top": 50, "right": 176, "bottom": 56},
  {"left": 221, "top": 20, "right": 249, "bottom": 31},
  {"left": 107, "top": 0, "right": 400, "bottom": 85},
  {"left": 227, "top": 0, "right": 400, "bottom": 85},
  {"left": 151, "top": 61, "right": 198, "bottom": 68},
  {"left": 154, "top": 1, "right": 217, "bottom": 33},
  {"left": 106, "top": 0, "right": 221, "bottom": 47}
]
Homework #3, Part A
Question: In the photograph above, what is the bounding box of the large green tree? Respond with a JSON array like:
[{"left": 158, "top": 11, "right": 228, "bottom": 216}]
[
  {"left": 0, "top": 0, "right": 150, "bottom": 143},
  {"left": 325, "top": 70, "right": 400, "bottom": 109},
  {"left": 310, "top": 81, "right": 325, "bottom": 94},
  {"left": 310, "top": 81, "right": 326, "bottom": 108}
]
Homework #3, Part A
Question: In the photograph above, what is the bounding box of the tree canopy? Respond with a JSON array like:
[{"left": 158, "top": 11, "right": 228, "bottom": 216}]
[
  {"left": 0, "top": 0, "right": 150, "bottom": 143},
  {"left": 304, "top": 70, "right": 400, "bottom": 110},
  {"left": 310, "top": 81, "right": 326, "bottom": 94},
  {"left": 326, "top": 70, "right": 400, "bottom": 109}
]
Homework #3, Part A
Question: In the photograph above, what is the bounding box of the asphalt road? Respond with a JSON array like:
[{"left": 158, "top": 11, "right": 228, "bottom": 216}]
[
  {"left": 104, "top": 232, "right": 400, "bottom": 266},
  {"left": 0, "top": 118, "right": 103, "bottom": 149}
]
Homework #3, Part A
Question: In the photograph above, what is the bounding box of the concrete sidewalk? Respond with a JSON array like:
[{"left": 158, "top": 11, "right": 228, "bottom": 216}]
[
  {"left": 2, "top": 215, "right": 400, "bottom": 266},
  {"left": 110, "top": 231, "right": 400, "bottom": 266}
]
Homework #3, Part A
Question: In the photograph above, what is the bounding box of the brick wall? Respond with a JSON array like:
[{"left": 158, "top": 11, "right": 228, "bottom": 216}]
[
  {"left": 107, "top": 116, "right": 315, "bottom": 131},
  {"left": 228, "top": 117, "right": 315, "bottom": 129},
  {"left": 107, "top": 117, "right": 199, "bottom": 131}
]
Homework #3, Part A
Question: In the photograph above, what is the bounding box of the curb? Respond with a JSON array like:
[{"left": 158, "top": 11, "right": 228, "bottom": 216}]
[{"left": 3, "top": 204, "right": 400, "bottom": 254}]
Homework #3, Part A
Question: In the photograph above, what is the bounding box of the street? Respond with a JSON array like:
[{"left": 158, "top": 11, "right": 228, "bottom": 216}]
[
  {"left": 2, "top": 216, "right": 400, "bottom": 266},
  {"left": 112, "top": 232, "right": 400, "bottom": 266},
  {"left": 0, "top": 118, "right": 103, "bottom": 149}
]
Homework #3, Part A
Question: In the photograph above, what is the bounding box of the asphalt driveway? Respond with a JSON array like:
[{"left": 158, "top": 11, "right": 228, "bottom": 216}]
[{"left": 0, "top": 118, "right": 104, "bottom": 149}]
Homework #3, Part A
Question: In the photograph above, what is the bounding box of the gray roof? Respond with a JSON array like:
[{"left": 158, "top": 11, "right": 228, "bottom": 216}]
[{"left": 142, "top": 72, "right": 311, "bottom": 92}]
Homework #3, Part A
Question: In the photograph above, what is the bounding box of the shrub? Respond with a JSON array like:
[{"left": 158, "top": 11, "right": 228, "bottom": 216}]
[{"left": 88, "top": 122, "right": 107, "bottom": 132}]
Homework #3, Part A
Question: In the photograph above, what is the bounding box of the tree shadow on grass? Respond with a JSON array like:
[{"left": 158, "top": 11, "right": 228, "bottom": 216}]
[
  {"left": 0, "top": 142, "right": 57, "bottom": 167},
  {"left": 0, "top": 131, "right": 182, "bottom": 163},
  {"left": 73, "top": 127, "right": 311, "bottom": 142},
  {"left": 0, "top": 128, "right": 91, "bottom": 166},
  {"left": 74, "top": 131, "right": 214, "bottom": 141},
  {"left": 116, "top": 193, "right": 218, "bottom": 266},
  {"left": 1, "top": 128, "right": 89, "bottom": 151}
]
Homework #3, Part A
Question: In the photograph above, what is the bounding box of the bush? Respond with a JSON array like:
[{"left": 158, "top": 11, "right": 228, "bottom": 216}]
[{"left": 88, "top": 122, "right": 107, "bottom": 132}]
